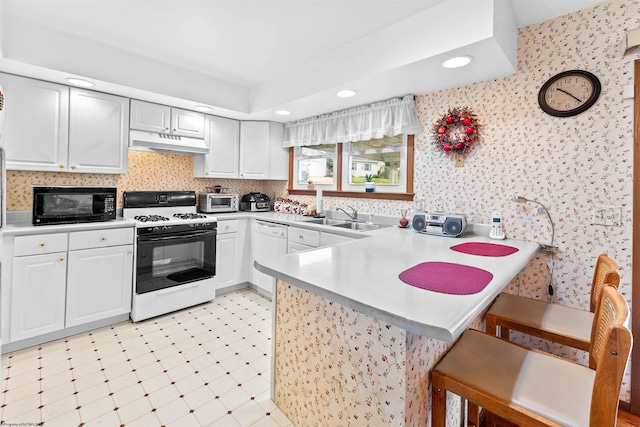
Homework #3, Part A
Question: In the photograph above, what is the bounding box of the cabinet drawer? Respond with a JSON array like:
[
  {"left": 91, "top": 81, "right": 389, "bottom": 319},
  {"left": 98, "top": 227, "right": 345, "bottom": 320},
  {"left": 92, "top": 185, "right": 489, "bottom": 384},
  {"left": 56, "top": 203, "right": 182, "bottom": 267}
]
[
  {"left": 217, "top": 220, "right": 239, "bottom": 235},
  {"left": 69, "top": 227, "right": 134, "bottom": 250},
  {"left": 14, "top": 233, "right": 68, "bottom": 256},
  {"left": 288, "top": 228, "right": 320, "bottom": 247}
]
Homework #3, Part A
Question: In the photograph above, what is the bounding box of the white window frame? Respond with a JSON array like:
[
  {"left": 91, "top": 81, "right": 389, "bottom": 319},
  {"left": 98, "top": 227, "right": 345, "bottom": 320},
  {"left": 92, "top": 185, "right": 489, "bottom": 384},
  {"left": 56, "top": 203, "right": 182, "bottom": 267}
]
[
  {"left": 292, "top": 144, "right": 338, "bottom": 191},
  {"left": 341, "top": 134, "right": 408, "bottom": 194}
]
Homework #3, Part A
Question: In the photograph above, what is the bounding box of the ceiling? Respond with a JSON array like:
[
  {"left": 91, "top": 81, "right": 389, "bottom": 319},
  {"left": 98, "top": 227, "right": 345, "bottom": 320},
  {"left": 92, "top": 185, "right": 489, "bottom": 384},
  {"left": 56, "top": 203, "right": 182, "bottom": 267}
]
[{"left": 0, "top": 0, "right": 608, "bottom": 123}]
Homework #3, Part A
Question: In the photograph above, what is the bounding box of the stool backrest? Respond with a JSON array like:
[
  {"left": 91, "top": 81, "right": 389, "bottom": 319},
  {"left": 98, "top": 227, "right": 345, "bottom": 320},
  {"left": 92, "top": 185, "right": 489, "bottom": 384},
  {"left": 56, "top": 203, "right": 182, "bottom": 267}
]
[
  {"left": 590, "top": 254, "right": 620, "bottom": 313},
  {"left": 589, "top": 285, "right": 632, "bottom": 427}
]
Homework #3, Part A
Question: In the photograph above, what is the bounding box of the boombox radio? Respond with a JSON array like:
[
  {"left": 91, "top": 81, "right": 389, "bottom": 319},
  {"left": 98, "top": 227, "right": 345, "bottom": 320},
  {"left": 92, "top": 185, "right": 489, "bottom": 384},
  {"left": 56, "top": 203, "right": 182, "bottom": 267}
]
[{"left": 411, "top": 211, "right": 468, "bottom": 237}]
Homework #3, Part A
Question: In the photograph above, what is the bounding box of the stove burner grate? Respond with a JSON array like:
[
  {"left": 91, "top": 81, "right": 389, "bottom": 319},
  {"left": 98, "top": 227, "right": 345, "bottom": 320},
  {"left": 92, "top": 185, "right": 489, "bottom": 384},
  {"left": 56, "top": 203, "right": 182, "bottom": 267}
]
[
  {"left": 173, "top": 213, "right": 208, "bottom": 220},
  {"left": 134, "top": 215, "right": 170, "bottom": 222}
]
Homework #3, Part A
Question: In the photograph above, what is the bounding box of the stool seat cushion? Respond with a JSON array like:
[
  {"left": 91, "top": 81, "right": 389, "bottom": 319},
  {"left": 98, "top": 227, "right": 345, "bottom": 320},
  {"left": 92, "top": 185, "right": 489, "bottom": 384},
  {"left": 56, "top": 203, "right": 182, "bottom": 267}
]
[
  {"left": 435, "top": 329, "right": 594, "bottom": 427},
  {"left": 488, "top": 293, "right": 594, "bottom": 345}
]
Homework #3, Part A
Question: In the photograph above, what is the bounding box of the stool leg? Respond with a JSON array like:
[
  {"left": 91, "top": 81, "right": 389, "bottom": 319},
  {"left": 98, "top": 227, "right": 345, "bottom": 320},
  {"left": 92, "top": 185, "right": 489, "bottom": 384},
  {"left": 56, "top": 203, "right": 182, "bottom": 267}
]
[
  {"left": 485, "top": 314, "right": 497, "bottom": 336},
  {"left": 431, "top": 371, "right": 446, "bottom": 427}
]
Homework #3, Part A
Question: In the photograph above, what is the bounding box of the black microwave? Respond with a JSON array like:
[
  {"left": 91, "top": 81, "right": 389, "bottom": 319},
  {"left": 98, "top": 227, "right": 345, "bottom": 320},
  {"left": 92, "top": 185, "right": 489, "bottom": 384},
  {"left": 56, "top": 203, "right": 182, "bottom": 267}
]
[{"left": 32, "top": 186, "right": 117, "bottom": 225}]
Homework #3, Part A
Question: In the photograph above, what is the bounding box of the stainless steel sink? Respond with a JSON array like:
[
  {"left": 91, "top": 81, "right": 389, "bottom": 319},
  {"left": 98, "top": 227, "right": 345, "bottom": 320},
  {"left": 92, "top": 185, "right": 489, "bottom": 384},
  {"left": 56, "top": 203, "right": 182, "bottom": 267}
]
[
  {"left": 303, "top": 218, "right": 347, "bottom": 226},
  {"left": 331, "top": 222, "right": 390, "bottom": 232}
]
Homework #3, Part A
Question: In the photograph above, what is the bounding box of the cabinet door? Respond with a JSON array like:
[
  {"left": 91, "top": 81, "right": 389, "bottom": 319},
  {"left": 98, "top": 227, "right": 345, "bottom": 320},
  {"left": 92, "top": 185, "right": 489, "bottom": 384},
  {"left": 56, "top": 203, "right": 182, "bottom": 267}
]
[
  {"left": 213, "top": 232, "right": 237, "bottom": 289},
  {"left": 195, "top": 115, "right": 240, "bottom": 178},
  {"left": 239, "top": 121, "right": 269, "bottom": 179},
  {"left": 0, "top": 73, "right": 69, "bottom": 171},
  {"left": 65, "top": 245, "right": 133, "bottom": 328},
  {"left": 171, "top": 108, "right": 205, "bottom": 138},
  {"left": 130, "top": 100, "right": 171, "bottom": 133},
  {"left": 268, "top": 122, "right": 289, "bottom": 180},
  {"left": 69, "top": 89, "right": 129, "bottom": 174},
  {"left": 10, "top": 253, "right": 67, "bottom": 342}
]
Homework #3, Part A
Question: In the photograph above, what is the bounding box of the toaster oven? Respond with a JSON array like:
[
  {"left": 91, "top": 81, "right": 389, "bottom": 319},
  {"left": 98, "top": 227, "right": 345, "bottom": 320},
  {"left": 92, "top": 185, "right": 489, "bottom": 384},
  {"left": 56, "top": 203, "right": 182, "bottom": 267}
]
[{"left": 198, "top": 193, "right": 239, "bottom": 213}]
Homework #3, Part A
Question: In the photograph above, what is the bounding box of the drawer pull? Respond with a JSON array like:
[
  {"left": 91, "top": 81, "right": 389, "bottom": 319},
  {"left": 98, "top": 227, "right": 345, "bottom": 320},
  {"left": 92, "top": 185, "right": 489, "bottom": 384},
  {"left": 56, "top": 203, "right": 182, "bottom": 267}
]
[
  {"left": 59, "top": 257, "right": 65, "bottom": 262},
  {"left": 59, "top": 164, "right": 65, "bottom": 169},
  {"left": 299, "top": 235, "right": 304, "bottom": 239},
  {"left": 101, "top": 237, "right": 107, "bottom": 241},
  {"left": 127, "top": 251, "right": 132, "bottom": 255},
  {"left": 39, "top": 242, "right": 45, "bottom": 247},
  {"left": 70, "top": 165, "right": 76, "bottom": 170}
]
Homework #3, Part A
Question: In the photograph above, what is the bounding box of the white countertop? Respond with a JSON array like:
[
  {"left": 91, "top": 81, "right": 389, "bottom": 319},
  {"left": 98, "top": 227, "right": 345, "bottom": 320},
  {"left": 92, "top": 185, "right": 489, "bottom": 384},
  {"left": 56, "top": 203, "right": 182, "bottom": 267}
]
[
  {"left": 3, "top": 212, "right": 135, "bottom": 236},
  {"left": 255, "top": 226, "right": 540, "bottom": 342}
]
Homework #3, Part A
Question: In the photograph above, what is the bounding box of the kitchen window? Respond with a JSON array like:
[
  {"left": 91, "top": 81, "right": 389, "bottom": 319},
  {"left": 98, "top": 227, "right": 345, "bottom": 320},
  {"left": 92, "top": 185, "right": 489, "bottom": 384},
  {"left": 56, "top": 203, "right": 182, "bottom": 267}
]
[
  {"left": 341, "top": 134, "right": 407, "bottom": 194},
  {"left": 292, "top": 144, "right": 337, "bottom": 190},
  {"left": 288, "top": 134, "right": 414, "bottom": 200}
]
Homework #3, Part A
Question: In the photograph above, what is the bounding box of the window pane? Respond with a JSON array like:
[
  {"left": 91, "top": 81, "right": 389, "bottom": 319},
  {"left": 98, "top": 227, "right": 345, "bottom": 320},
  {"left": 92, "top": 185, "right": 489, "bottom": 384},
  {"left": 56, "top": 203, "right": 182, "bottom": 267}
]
[
  {"left": 297, "top": 144, "right": 335, "bottom": 185},
  {"left": 348, "top": 136, "right": 403, "bottom": 185},
  {"left": 348, "top": 151, "right": 401, "bottom": 185}
]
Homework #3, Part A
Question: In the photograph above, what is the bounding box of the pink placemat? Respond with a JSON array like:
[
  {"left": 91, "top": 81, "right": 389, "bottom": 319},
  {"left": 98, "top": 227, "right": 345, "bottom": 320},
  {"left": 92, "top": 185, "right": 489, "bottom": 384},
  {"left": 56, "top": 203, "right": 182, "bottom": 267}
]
[
  {"left": 398, "top": 262, "right": 493, "bottom": 295},
  {"left": 450, "top": 242, "right": 519, "bottom": 257}
]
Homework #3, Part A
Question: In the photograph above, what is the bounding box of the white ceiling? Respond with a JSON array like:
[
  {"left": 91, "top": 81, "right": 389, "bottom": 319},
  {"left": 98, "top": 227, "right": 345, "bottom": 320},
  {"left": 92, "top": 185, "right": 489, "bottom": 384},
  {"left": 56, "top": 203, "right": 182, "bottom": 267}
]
[{"left": 0, "top": 0, "right": 608, "bottom": 123}]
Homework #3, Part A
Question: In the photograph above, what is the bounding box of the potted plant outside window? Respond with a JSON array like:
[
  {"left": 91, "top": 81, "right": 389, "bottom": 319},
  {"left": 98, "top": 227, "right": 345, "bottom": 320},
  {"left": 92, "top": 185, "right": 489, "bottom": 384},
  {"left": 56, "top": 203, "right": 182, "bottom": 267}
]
[{"left": 364, "top": 174, "right": 375, "bottom": 192}]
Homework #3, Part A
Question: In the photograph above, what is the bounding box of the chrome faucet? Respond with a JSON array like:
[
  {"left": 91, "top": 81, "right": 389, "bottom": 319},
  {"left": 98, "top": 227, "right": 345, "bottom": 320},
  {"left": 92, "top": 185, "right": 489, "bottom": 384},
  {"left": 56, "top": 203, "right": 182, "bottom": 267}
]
[{"left": 337, "top": 206, "right": 358, "bottom": 221}]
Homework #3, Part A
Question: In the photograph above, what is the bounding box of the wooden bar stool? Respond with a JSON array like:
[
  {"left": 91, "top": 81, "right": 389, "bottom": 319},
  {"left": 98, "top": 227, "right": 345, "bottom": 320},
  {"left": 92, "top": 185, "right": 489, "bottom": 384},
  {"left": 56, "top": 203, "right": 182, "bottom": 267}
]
[
  {"left": 485, "top": 253, "right": 619, "bottom": 351},
  {"left": 431, "top": 285, "right": 631, "bottom": 427}
]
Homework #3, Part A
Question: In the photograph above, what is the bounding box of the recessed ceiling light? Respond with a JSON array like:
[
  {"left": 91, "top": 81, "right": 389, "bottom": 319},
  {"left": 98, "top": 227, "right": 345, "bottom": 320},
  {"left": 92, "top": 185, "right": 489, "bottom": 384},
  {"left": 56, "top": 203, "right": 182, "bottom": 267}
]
[
  {"left": 442, "top": 56, "right": 473, "bottom": 69},
  {"left": 65, "top": 78, "right": 94, "bottom": 87},
  {"left": 194, "top": 105, "right": 213, "bottom": 112},
  {"left": 275, "top": 110, "right": 291, "bottom": 115},
  {"left": 337, "top": 89, "right": 357, "bottom": 98}
]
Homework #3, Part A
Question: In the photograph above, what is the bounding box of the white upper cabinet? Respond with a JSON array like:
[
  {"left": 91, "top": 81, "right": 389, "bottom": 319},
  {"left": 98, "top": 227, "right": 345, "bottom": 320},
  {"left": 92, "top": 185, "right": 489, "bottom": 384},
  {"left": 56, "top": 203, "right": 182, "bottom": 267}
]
[
  {"left": 130, "top": 100, "right": 171, "bottom": 133},
  {"left": 69, "top": 89, "right": 129, "bottom": 174},
  {"left": 130, "top": 100, "right": 205, "bottom": 138},
  {"left": 171, "top": 108, "right": 205, "bottom": 138},
  {"left": 194, "top": 115, "right": 240, "bottom": 178},
  {"left": 0, "top": 73, "right": 70, "bottom": 171},
  {"left": 239, "top": 121, "right": 287, "bottom": 180},
  {"left": 0, "top": 73, "right": 129, "bottom": 173}
]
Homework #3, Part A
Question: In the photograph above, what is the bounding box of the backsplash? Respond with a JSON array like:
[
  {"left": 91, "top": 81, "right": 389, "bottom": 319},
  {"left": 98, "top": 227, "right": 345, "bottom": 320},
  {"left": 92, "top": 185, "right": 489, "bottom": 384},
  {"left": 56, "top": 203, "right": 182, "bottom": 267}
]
[{"left": 6, "top": 150, "right": 288, "bottom": 210}]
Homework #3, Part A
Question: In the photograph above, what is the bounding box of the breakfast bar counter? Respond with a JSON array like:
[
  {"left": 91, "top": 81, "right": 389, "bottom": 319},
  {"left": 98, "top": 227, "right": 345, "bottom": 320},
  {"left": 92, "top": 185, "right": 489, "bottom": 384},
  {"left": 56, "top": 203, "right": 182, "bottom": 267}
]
[{"left": 255, "top": 225, "right": 540, "bottom": 426}]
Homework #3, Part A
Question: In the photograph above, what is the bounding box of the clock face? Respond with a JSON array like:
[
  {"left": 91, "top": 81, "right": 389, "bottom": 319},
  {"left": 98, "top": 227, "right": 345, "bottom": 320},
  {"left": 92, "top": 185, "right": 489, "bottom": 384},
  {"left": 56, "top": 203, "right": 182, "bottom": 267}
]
[{"left": 538, "top": 70, "right": 601, "bottom": 117}]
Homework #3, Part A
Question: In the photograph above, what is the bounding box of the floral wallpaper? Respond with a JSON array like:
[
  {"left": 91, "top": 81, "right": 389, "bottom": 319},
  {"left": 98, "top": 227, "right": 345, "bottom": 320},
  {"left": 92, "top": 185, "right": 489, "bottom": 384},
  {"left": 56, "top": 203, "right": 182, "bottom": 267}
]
[
  {"left": 6, "top": 150, "right": 282, "bottom": 210},
  {"left": 274, "top": 281, "right": 481, "bottom": 427}
]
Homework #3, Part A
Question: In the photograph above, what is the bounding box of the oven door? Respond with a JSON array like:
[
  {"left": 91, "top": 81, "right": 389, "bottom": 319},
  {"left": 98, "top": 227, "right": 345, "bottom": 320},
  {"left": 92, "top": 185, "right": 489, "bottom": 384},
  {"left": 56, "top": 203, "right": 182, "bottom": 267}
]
[{"left": 136, "top": 229, "right": 216, "bottom": 294}]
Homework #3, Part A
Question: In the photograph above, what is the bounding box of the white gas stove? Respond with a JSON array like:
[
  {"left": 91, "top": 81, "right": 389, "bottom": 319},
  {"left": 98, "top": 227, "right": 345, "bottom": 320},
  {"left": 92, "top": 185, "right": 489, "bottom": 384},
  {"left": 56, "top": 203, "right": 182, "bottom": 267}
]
[{"left": 123, "top": 191, "right": 218, "bottom": 321}]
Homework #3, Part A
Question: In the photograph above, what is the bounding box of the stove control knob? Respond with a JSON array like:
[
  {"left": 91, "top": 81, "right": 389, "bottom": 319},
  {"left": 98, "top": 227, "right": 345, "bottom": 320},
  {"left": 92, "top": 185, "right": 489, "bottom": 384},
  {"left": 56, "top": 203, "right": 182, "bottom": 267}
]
[
  {"left": 162, "top": 226, "right": 170, "bottom": 231},
  {"left": 152, "top": 227, "right": 159, "bottom": 232}
]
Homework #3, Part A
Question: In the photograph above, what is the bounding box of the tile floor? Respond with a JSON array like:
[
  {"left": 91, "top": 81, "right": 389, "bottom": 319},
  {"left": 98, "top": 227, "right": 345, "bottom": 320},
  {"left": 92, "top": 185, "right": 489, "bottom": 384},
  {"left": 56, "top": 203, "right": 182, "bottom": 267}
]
[{"left": 0, "top": 288, "right": 294, "bottom": 427}]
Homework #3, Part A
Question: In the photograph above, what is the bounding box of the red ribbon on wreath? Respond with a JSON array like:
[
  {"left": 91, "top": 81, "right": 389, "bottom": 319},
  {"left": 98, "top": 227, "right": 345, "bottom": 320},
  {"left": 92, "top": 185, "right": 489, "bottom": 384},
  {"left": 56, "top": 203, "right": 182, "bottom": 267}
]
[{"left": 432, "top": 107, "right": 480, "bottom": 154}]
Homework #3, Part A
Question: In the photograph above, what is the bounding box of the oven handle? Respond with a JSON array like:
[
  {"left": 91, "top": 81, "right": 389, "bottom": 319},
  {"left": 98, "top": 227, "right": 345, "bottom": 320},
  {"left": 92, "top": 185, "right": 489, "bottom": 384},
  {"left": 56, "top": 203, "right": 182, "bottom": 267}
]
[{"left": 138, "top": 229, "right": 216, "bottom": 242}]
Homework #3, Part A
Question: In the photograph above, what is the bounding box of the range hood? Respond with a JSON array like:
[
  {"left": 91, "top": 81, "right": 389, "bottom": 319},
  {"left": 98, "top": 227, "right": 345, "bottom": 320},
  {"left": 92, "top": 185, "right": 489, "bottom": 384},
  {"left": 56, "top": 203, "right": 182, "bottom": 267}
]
[{"left": 129, "top": 130, "right": 208, "bottom": 155}]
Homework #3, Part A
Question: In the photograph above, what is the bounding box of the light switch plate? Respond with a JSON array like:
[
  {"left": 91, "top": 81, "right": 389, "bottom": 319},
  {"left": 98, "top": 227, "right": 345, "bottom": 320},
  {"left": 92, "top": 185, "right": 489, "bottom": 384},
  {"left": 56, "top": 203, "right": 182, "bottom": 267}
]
[
  {"left": 454, "top": 154, "right": 464, "bottom": 168},
  {"left": 592, "top": 205, "right": 622, "bottom": 226}
]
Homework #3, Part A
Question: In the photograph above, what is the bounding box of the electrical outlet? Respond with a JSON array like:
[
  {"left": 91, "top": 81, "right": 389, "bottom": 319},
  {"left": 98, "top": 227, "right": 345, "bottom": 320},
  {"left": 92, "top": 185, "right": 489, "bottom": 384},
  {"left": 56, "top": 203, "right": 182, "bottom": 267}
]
[
  {"left": 454, "top": 154, "right": 464, "bottom": 167},
  {"left": 592, "top": 206, "right": 622, "bottom": 226}
]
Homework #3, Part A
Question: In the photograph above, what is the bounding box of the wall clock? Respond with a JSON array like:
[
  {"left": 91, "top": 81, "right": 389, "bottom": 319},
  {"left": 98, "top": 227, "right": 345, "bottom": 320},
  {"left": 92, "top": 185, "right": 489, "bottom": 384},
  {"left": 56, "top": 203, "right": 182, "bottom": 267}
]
[{"left": 538, "top": 70, "right": 601, "bottom": 117}]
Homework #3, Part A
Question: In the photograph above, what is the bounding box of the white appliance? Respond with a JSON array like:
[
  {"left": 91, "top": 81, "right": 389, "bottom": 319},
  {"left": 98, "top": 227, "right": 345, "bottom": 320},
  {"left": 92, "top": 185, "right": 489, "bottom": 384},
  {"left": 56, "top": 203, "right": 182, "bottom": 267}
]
[
  {"left": 252, "top": 220, "right": 287, "bottom": 295},
  {"left": 123, "top": 191, "right": 217, "bottom": 321}
]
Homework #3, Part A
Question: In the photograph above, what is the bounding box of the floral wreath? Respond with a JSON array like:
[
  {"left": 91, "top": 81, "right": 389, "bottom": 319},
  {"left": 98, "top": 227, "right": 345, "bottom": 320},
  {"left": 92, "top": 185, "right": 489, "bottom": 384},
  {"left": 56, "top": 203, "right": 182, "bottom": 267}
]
[{"left": 432, "top": 107, "right": 480, "bottom": 155}]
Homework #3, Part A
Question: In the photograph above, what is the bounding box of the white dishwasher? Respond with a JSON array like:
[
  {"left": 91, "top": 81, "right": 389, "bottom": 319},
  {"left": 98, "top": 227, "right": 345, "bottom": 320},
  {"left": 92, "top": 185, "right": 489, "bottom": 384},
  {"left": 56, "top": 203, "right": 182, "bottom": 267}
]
[{"left": 251, "top": 220, "right": 288, "bottom": 295}]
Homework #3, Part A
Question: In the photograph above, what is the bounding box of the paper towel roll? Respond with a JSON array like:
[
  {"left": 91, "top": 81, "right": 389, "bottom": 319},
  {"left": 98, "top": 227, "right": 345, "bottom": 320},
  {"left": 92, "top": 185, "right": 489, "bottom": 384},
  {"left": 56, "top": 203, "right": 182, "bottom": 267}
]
[{"left": 316, "top": 188, "right": 323, "bottom": 214}]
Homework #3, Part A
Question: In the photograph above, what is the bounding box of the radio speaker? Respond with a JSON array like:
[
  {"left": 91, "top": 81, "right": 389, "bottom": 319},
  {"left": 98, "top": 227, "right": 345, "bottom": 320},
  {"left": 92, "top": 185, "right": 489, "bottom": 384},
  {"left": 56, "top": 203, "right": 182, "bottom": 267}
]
[
  {"left": 443, "top": 217, "right": 464, "bottom": 236},
  {"left": 412, "top": 214, "right": 426, "bottom": 232}
]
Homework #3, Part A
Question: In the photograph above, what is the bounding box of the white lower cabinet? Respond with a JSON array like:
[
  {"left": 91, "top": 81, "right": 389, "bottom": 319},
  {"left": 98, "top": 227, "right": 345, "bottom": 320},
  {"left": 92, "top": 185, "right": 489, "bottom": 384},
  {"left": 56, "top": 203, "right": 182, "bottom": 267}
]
[
  {"left": 213, "top": 219, "right": 248, "bottom": 290},
  {"left": 66, "top": 245, "right": 133, "bottom": 327},
  {"left": 10, "top": 252, "right": 67, "bottom": 342},
  {"left": 5, "top": 227, "right": 134, "bottom": 350}
]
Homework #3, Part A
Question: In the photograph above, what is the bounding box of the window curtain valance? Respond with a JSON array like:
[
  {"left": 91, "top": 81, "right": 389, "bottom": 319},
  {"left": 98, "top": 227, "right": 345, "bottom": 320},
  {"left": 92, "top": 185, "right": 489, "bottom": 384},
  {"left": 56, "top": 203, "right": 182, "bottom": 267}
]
[{"left": 283, "top": 95, "right": 422, "bottom": 147}]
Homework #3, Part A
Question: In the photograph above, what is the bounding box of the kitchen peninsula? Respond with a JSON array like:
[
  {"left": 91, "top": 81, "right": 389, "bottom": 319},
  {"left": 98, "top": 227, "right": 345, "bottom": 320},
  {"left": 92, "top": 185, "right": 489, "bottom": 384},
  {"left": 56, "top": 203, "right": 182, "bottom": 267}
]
[{"left": 255, "top": 225, "right": 540, "bottom": 426}]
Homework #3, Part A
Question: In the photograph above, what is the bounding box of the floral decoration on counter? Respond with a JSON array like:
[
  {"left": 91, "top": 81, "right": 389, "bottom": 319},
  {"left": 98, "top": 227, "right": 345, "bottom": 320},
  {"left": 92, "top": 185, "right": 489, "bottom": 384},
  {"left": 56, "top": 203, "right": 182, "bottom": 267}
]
[{"left": 432, "top": 106, "right": 481, "bottom": 155}]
